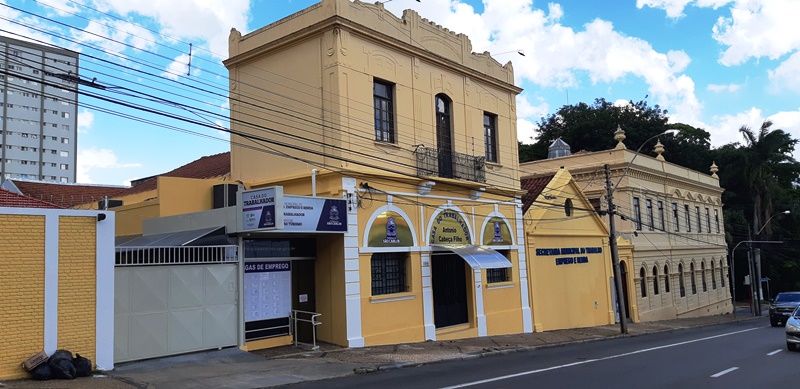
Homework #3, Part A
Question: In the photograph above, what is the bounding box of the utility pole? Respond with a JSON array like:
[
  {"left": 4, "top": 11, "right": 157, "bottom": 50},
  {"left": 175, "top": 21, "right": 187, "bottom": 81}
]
[{"left": 605, "top": 164, "right": 628, "bottom": 334}]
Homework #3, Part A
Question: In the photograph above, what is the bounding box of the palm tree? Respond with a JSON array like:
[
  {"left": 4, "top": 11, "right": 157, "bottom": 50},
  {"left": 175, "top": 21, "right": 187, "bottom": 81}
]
[{"left": 738, "top": 120, "right": 798, "bottom": 235}]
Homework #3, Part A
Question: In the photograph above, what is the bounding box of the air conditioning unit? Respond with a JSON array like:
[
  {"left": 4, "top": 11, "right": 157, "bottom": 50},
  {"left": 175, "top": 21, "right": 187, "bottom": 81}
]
[{"left": 213, "top": 184, "right": 238, "bottom": 209}]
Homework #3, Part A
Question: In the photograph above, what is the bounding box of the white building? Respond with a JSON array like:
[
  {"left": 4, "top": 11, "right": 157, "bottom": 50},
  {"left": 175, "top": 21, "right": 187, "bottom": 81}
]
[{"left": 1, "top": 35, "right": 78, "bottom": 183}]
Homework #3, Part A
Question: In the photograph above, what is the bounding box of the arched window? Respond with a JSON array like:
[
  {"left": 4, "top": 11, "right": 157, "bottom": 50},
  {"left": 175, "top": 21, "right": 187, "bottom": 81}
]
[
  {"left": 435, "top": 94, "right": 453, "bottom": 179},
  {"left": 691, "top": 262, "right": 697, "bottom": 294},
  {"left": 664, "top": 264, "right": 670, "bottom": 293},
  {"left": 640, "top": 267, "right": 647, "bottom": 297},
  {"left": 720, "top": 260, "right": 725, "bottom": 287},
  {"left": 652, "top": 266, "right": 659, "bottom": 295},
  {"left": 711, "top": 261, "right": 717, "bottom": 289},
  {"left": 701, "top": 261, "right": 707, "bottom": 292},
  {"left": 678, "top": 263, "right": 685, "bottom": 297}
]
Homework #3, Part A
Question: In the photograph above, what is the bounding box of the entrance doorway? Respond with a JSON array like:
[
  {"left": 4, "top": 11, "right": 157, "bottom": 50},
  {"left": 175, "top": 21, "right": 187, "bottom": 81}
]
[
  {"left": 292, "top": 259, "right": 316, "bottom": 343},
  {"left": 620, "top": 260, "right": 631, "bottom": 319},
  {"left": 431, "top": 253, "right": 468, "bottom": 328}
]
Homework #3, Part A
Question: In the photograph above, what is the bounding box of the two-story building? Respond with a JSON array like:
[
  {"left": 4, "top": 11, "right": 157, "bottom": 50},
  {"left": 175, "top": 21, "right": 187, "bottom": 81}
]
[
  {"left": 520, "top": 130, "right": 731, "bottom": 322},
  {"left": 224, "top": 0, "right": 529, "bottom": 349}
]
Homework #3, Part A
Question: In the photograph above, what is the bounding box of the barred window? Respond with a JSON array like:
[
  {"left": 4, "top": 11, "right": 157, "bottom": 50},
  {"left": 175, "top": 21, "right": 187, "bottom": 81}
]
[
  {"left": 487, "top": 250, "right": 511, "bottom": 283},
  {"left": 371, "top": 252, "right": 407, "bottom": 295}
]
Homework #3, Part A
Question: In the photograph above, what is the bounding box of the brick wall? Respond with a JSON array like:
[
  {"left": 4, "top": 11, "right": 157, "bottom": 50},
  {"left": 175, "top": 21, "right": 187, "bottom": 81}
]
[
  {"left": 0, "top": 215, "right": 46, "bottom": 379},
  {"left": 58, "top": 216, "right": 97, "bottom": 365}
]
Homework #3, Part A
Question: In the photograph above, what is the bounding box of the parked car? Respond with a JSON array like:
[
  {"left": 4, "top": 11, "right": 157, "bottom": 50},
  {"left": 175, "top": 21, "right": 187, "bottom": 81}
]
[
  {"left": 769, "top": 292, "right": 800, "bottom": 327},
  {"left": 786, "top": 305, "right": 800, "bottom": 351}
]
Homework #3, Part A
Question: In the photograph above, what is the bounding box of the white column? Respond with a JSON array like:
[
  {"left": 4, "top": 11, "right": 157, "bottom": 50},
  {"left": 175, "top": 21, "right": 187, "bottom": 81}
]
[
  {"left": 44, "top": 214, "right": 59, "bottom": 355},
  {"left": 474, "top": 268, "right": 487, "bottom": 336},
  {"left": 342, "top": 177, "right": 364, "bottom": 347},
  {"left": 421, "top": 252, "right": 435, "bottom": 340},
  {"left": 515, "top": 199, "right": 533, "bottom": 332},
  {"left": 95, "top": 212, "right": 115, "bottom": 371}
]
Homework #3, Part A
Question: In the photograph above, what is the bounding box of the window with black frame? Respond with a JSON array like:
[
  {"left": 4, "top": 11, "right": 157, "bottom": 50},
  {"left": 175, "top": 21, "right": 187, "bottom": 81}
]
[
  {"left": 371, "top": 252, "right": 407, "bottom": 295},
  {"left": 484, "top": 113, "right": 498, "bottom": 163},
  {"left": 373, "top": 80, "right": 395, "bottom": 143},
  {"left": 487, "top": 250, "right": 511, "bottom": 283}
]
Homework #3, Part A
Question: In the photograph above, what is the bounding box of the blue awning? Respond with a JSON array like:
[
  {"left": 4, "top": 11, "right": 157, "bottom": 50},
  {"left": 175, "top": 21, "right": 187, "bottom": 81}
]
[{"left": 432, "top": 245, "right": 512, "bottom": 269}]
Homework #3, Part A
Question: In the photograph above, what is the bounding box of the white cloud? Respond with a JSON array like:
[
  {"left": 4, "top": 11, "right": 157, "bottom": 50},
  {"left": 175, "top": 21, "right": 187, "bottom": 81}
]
[
  {"left": 77, "top": 109, "right": 94, "bottom": 134},
  {"left": 77, "top": 147, "right": 141, "bottom": 184},
  {"left": 162, "top": 54, "right": 190, "bottom": 81},
  {"left": 92, "top": 0, "right": 250, "bottom": 59},
  {"left": 637, "top": 0, "right": 733, "bottom": 18},
  {"left": 707, "top": 83, "right": 741, "bottom": 93},
  {"left": 704, "top": 107, "right": 800, "bottom": 149},
  {"left": 34, "top": 0, "right": 81, "bottom": 17},
  {"left": 516, "top": 94, "right": 549, "bottom": 143},
  {"left": 768, "top": 51, "right": 800, "bottom": 93},
  {"left": 712, "top": 0, "right": 800, "bottom": 66}
]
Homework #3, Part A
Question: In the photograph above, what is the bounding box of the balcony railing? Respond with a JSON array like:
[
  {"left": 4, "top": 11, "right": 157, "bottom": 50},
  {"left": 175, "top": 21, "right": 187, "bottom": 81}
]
[{"left": 414, "top": 146, "right": 486, "bottom": 183}]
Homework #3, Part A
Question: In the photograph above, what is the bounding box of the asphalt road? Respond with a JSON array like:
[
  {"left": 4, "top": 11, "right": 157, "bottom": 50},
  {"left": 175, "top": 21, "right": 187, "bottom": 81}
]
[{"left": 281, "top": 318, "right": 796, "bottom": 389}]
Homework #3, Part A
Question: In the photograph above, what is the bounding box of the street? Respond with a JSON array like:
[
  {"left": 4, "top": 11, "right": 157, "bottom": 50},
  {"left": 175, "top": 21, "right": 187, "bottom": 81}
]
[{"left": 282, "top": 318, "right": 795, "bottom": 389}]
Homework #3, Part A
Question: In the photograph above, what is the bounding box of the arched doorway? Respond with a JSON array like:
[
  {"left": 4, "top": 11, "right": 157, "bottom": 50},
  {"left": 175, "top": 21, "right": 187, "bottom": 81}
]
[
  {"left": 619, "top": 260, "right": 631, "bottom": 319},
  {"left": 435, "top": 94, "right": 453, "bottom": 178}
]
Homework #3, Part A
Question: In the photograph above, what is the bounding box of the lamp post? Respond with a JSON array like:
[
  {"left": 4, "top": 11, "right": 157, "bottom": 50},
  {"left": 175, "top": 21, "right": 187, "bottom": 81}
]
[
  {"left": 605, "top": 128, "right": 679, "bottom": 334},
  {"left": 731, "top": 239, "right": 783, "bottom": 317},
  {"left": 752, "top": 210, "right": 790, "bottom": 314}
]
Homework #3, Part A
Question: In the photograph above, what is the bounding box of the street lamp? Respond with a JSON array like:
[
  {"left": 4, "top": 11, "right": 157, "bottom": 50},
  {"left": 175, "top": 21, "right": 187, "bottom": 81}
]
[
  {"left": 752, "top": 210, "right": 790, "bottom": 314},
  {"left": 493, "top": 50, "right": 526, "bottom": 57},
  {"left": 730, "top": 239, "right": 783, "bottom": 317},
  {"left": 605, "top": 128, "right": 679, "bottom": 334}
]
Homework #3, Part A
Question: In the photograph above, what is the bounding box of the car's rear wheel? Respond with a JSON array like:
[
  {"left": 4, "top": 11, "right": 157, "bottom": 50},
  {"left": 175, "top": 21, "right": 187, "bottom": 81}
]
[{"left": 788, "top": 342, "right": 797, "bottom": 351}]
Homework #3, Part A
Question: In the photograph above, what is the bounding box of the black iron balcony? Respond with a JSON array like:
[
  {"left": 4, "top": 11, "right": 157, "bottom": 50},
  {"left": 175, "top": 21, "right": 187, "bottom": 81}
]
[{"left": 414, "top": 146, "right": 486, "bottom": 183}]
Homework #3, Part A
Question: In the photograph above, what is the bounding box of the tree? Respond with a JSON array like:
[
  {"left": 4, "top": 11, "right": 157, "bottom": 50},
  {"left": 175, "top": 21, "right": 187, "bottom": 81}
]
[{"left": 737, "top": 121, "right": 800, "bottom": 235}]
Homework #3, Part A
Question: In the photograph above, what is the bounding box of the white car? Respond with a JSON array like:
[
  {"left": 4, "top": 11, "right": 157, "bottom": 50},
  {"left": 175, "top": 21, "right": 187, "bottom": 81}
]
[{"left": 786, "top": 305, "right": 800, "bottom": 351}]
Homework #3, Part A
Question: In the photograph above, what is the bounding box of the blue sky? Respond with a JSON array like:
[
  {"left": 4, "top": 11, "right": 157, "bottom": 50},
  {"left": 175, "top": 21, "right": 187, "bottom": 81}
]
[{"left": 4, "top": 0, "right": 800, "bottom": 185}]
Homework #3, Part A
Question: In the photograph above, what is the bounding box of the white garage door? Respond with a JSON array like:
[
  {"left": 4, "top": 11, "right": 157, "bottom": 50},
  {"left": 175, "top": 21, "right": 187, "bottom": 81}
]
[{"left": 114, "top": 246, "right": 239, "bottom": 363}]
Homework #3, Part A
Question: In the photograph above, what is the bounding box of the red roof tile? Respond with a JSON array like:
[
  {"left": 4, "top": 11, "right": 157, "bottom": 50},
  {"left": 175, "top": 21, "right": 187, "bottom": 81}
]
[
  {"left": 520, "top": 175, "right": 555, "bottom": 214},
  {"left": 0, "top": 188, "right": 62, "bottom": 209},
  {"left": 119, "top": 152, "right": 231, "bottom": 197},
  {"left": 12, "top": 180, "right": 128, "bottom": 208}
]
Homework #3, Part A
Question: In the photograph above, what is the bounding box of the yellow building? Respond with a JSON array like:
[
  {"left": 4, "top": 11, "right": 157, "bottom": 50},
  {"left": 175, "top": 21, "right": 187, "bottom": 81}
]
[
  {"left": 520, "top": 130, "right": 731, "bottom": 322},
  {"left": 0, "top": 189, "right": 114, "bottom": 380},
  {"left": 224, "top": 0, "right": 530, "bottom": 349},
  {"left": 521, "top": 168, "right": 625, "bottom": 331}
]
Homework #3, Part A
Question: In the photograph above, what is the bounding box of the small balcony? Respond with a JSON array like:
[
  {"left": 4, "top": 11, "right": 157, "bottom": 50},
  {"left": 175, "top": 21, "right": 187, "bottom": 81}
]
[{"left": 414, "top": 146, "right": 486, "bottom": 183}]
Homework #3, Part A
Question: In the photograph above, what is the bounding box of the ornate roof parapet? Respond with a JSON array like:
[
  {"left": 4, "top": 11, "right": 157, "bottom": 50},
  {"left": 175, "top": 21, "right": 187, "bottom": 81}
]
[
  {"left": 614, "top": 125, "right": 626, "bottom": 149},
  {"left": 653, "top": 139, "right": 665, "bottom": 161},
  {"left": 710, "top": 161, "right": 719, "bottom": 179}
]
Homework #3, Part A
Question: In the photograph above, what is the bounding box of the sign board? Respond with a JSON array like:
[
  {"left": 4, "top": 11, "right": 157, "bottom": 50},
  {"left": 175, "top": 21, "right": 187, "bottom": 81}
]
[
  {"left": 244, "top": 261, "right": 291, "bottom": 322},
  {"left": 482, "top": 217, "right": 513, "bottom": 245},
  {"left": 241, "top": 187, "right": 284, "bottom": 231},
  {"left": 282, "top": 195, "right": 347, "bottom": 232},
  {"left": 429, "top": 209, "right": 471, "bottom": 245},
  {"left": 367, "top": 211, "right": 413, "bottom": 247}
]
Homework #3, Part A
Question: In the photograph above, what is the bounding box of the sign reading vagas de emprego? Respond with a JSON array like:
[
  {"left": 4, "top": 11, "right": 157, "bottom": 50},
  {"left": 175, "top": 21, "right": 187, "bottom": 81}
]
[{"left": 241, "top": 186, "right": 284, "bottom": 231}]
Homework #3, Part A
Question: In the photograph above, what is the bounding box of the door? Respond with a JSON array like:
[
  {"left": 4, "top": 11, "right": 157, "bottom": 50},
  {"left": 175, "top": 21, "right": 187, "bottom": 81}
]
[
  {"left": 435, "top": 94, "right": 453, "bottom": 179},
  {"left": 620, "top": 260, "right": 631, "bottom": 319},
  {"left": 292, "top": 259, "right": 316, "bottom": 343},
  {"left": 431, "top": 253, "right": 468, "bottom": 328}
]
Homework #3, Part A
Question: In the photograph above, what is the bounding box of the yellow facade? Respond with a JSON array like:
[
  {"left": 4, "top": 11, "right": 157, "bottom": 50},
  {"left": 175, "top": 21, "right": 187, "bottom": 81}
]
[
  {"left": 0, "top": 215, "right": 46, "bottom": 380},
  {"left": 523, "top": 169, "right": 617, "bottom": 331},
  {"left": 0, "top": 209, "right": 113, "bottom": 380},
  {"left": 57, "top": 216, "right": 97, "bottom": 363}
]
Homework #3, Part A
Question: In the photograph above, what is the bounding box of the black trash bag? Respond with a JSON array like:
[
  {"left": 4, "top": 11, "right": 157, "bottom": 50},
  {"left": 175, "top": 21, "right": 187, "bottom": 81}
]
[
  {"left": 48, "top": 350, "right": 76, "bottom": 380},
  {"left": 29, "top": 361, "right": 52, "bottom": 380},
  {"left": 72, "top": 353, "right": 92, "bottom": 377}
]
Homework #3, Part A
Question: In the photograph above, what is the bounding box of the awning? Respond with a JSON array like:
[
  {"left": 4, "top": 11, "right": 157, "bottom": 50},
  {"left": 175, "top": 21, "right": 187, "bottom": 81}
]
[
  {"left": 432, "top": 245, "right": 512, "bottom": 269},
  {"left": 116, "top": 226, "right": 225, "bottom": 247}
]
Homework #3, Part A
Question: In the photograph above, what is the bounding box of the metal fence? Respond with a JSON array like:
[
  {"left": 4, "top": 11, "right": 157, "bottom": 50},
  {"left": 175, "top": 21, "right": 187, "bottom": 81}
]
[
  {"left": 115, "top": 245, "right": 238, "bottom": 266},
  {"left": 414, "top": 146, "right": 486, "bottom": 183}
]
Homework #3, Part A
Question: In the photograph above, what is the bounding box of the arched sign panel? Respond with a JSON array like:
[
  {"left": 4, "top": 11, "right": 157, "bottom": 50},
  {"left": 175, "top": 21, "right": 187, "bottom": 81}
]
[
  {"left": 429, "top": 209, "right": 471, "bottom": 245},
  {"left": 367, "top": 211, "right": 413, "bottom": 247},
  {"left": 482, "top": 217, "right": 512, "bottom": 245}
]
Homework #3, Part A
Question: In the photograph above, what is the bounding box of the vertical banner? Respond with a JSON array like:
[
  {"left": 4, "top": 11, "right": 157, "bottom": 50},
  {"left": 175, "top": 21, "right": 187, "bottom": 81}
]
[{"left": 241, "top": 187, "right": 284, "bottom": 231}]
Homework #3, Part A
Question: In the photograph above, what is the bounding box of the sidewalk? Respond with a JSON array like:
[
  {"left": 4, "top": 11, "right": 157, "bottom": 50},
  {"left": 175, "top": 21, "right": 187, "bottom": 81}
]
[{"left": 1, "top": 308, "right": 764, "bottom": 389}]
